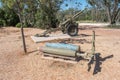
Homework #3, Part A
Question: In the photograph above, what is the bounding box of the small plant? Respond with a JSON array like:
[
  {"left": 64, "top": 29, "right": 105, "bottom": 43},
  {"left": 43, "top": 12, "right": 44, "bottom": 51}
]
[
  {"left": 0, "top": 20, "right": 6, "bottom": 27},
  {"left": 107, "top": 24, "right": 120, "bottom": 29},
  {"left": 16, "top": 23, "right": 21, "bottom": 28},
  {"left": 16, "top": 22, "right": 28, "bottom": 28}
]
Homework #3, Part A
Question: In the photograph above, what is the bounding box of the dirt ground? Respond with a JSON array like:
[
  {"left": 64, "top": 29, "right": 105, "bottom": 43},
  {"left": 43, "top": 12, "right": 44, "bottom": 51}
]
[{"left": 0, "top": 25, "right": 120, "bottom": 80}]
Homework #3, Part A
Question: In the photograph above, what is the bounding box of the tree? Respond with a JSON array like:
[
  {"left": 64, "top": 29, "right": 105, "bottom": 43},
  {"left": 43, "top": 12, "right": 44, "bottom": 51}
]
[
  {"left": 58, "top": 8, "right": 80, "bottom": 21},
  {"left": 105, "top": 0, "right": 120, "bottom": 24},
  {"left": 1, "top": 0, "right": 28, "bottom": 53},
  {"left": 0, "top": 0, "right": 63, "bottom": 53},
  {"left": 0, "top": 5, "right": 19, "bottom": 26},
  {"left": 3, "top": 6, "right": 19, "bottom": 26},
  {"left": 0, "top": 8, "right": 5, "bottom": 26},
  {"left": 22, "top": 0, "right": 38, "bottom": 27},
  {"left": 35, "top": 0, "right": 63, "bottom": 29},
  {"left": 87, "top": 0, "right": 120, "bottom": 24}
]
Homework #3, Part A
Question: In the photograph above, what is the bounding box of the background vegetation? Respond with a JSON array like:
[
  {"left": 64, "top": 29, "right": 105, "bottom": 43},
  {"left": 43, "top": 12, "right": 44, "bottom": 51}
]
[{"left": 0, "top": 0, "right": 120, "bottom": 28}]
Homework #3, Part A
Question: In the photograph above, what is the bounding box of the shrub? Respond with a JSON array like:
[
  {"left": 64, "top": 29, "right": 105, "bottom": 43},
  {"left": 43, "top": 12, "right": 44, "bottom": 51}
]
[
  {"left": 16, "top": 22, "right": 28, "bottom": 28},
  {"left": 0, "top": 20, "right": 6, "bottom": 27},
  {"left": 16, "top": 23, "right": 21, "bottom": 28},
  {"left": 107, "top": 24, "right": 120, "bottom": 29},
  {"left": 0, "top": 20, "right": 3, "bottom": 26}
]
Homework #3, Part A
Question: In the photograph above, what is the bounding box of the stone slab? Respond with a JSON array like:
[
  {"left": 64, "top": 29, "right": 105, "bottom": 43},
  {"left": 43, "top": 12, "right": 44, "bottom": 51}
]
[{"left": 31, "top": 34, "right": 71, "bottom": 43}]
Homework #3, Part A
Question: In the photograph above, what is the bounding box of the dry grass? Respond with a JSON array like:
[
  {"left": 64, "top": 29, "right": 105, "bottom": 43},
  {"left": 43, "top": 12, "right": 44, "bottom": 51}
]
[{"left": 0, "top": 26, "right": 120, "bottom": 80}]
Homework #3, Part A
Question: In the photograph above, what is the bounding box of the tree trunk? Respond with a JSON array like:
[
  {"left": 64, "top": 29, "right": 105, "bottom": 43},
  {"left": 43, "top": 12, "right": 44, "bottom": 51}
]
[
  {"left": 106, "top": 0, "right": 120, "bottom": 24},
  {"left": 110, "top": 20, "right": 116, "bottom": 24},
  {"left": 19, "top": 14, "right": 27, "bottom": 53},
  {"left": 15, "top": 0, "right": 27, "bottom": 53},
  {"left": 91, "top": 9, "right": 95, "bottom": 21},
  {"left": 106, "top": 7, "right": 112, "bottom": 24}
]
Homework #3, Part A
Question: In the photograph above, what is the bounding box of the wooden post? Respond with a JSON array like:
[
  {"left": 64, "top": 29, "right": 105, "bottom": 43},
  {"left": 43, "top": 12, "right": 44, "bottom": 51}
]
[
  {"left": 87, "top": 31, "right": 95, "bottom": 71},
  {"left": 92, "top": 31, "right": 95, "bottom": 55},
  {"left": 21, "top": 24, "right": 27, "bottom": 53},
  {"left": 20, "top": 16, "right": 27, "bottom": 53}
]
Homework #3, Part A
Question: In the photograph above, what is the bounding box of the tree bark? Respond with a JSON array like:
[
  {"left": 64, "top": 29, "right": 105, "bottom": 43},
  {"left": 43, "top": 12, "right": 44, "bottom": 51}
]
[
  {"left": 20, "top": 15, "right": 27, "bottom": 53},
  {"left": 106, "top": 6, "right": 112, "bottom": 24},
  {"left": 17, "top": 13, "right": 27, "bottom": 53},
  {"left": 106, "top": 0, "right": 120, "bottom": 24},
  {"left": 15, "top": 0, "right": 27, "bottom": 53}
]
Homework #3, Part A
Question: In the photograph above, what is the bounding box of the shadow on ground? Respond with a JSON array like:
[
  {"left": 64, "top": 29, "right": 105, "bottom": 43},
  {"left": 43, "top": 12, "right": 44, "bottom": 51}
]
[
  {"left": 88, "top": 53, "right": 113, "bottom": 75},
  {"left": 49, "top": 61, "right": 74, "bottom": 69},
  {"left": 60, "top": 38, "right": 91, "bottom": 44}
]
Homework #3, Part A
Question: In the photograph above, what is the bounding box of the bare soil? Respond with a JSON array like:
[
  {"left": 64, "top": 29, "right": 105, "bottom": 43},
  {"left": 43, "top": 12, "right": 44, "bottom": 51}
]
[{"left": 0, "top": 26, "right": 120, "bottom": 80}]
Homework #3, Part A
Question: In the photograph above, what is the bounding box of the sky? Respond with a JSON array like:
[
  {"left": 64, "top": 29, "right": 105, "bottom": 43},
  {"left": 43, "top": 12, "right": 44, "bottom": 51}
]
[
  {"left": 0, "top": 2, "right": 2, "bottom": 7},
  {"left": 0, "top": 0, "right": 88, "bottom": 10},
  {"left": 61, "top": 0, "right": 88, "bottom": 10}
]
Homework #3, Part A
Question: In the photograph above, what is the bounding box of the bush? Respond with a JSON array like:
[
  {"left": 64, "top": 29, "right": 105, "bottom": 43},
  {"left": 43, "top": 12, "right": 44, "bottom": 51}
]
[
  {"left": 0, "top": 20, "right": 6, "bottom": 27},
  {"left": 0, "top": 20, "right": 3, "bottom": 26},
  {"left": 16, "top": 22, "right": 29, "bottom": 28},
  {"left": 16, "top": 23, "right": 21, "bottom": 28},
  {"left": 107, "top": 24, "right": 120, "bottom": 29}
]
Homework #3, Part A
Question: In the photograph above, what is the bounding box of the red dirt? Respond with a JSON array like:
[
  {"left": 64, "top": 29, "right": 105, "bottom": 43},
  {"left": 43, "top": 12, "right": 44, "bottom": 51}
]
[{"left": 0, "top": 26, "right": 120, "bottom": 80}]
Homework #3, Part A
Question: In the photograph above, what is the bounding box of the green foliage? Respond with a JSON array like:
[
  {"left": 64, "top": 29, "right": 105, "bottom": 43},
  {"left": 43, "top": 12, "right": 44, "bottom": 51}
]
[
  {"left": 4, "top": 7, "right": 19, "bottom": 26},
  {"left": 34, "top": 0, "right": 63, "bottom": 29},
  {"left": 16, "top": 22, "right": 21, "bottom": 28},
  {"left": 0, "top": 0, "right": 38, "bottom": 27},
  {"left": 0, "top": 19, "right": 6, "bottom": 26},
  {"left": 57, "top": 8, "right": 80, "bottom": 22},
  {"left": 0, "top": 5, "right": 19, "bottom": 27},
  {"left": 15, "top": 22, "right": 29, "bottom": 28},
  {"left": 22, "top": 0, "right": 38, "bottom": 27},
  {"left": 86, "top": 0, "right": 120, "bottom": 24},
  {"left": 2, "top": 0, "right": 119, "bottom": 28},
  {"left": 0, "top": 0, "right": 63, "bottom": 28}
]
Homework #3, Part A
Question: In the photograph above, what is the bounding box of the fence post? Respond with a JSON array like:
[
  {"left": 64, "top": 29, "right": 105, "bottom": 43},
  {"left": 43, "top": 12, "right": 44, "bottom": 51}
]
[{"left": 92, "top": 31, "right": 95, "bottom": 55}]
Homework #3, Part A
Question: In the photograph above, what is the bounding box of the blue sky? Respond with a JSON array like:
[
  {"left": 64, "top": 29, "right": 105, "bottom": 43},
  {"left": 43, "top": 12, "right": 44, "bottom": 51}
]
[
  {"left": 61, "top": 0, "right": 88, "bottom": 10},
  {"left": 0, "top": 2, "right": 2, "bottom": 7},
  {"left": 0, "top": 0, "right": 88, "bottom": 10}
]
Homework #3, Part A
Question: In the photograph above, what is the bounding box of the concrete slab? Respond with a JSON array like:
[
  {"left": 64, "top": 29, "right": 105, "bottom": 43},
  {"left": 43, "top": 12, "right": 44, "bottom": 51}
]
[
  {"left": 79, "top": 23, "right": 110, "bottom": 27},
  {"left": 31, "top": 34, "right": 71, "bottom": 43}
]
